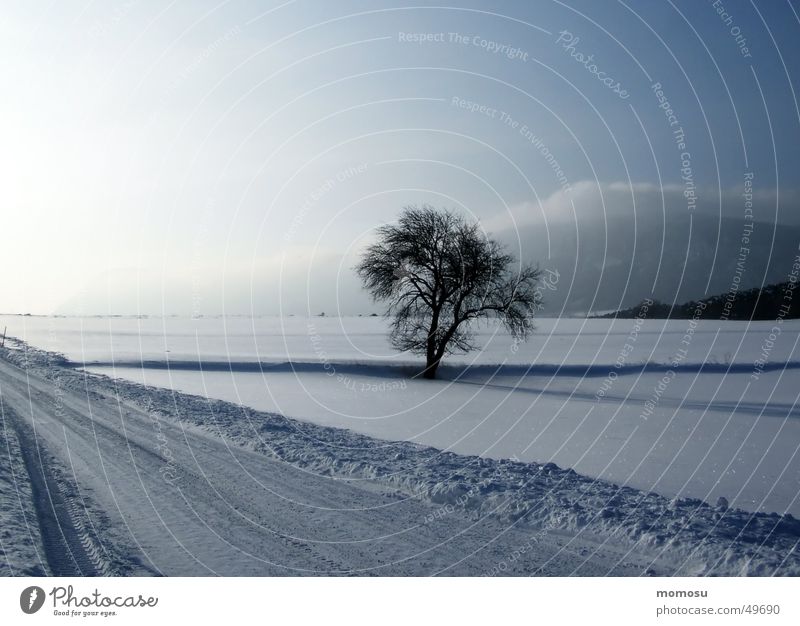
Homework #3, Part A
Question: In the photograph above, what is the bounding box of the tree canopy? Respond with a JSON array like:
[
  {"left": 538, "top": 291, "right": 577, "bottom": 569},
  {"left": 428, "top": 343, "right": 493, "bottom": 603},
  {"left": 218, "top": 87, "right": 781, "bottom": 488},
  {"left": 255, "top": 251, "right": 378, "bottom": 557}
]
[{"left": 356, "top": 206, "right": 542, "bottom": 378}]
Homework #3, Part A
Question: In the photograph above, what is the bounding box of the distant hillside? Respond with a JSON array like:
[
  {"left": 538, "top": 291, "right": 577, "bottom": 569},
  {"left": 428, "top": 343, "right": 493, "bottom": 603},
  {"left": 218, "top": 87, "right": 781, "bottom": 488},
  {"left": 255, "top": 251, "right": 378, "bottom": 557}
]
[
  {"left": 496, "top": 213, "right": 800, "bottom": 315},
  {"left": 594, "top": 281, "right": 799, "bottom": 320}
]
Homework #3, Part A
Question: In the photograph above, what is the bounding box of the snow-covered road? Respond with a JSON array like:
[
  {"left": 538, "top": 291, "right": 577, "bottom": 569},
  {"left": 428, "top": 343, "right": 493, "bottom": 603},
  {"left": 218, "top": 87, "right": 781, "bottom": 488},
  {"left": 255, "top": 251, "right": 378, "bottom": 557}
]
[{"left": 1, "top": 345, "right": 666, "bottom": 576}]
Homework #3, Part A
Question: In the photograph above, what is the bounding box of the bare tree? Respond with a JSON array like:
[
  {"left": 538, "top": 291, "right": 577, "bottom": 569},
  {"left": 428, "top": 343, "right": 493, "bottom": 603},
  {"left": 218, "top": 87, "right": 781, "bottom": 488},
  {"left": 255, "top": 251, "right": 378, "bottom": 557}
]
[{"left": 356, "top": 205, "right": 542, "bottom": 379}]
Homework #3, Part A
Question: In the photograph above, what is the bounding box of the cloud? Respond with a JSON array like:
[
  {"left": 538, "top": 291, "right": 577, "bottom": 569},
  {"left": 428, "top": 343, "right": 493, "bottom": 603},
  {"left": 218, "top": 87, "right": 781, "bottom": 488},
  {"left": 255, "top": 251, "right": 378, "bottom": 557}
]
[
  {"left": 483, "top": 181, "right": 800, "bottom": 234},
  {"left": 54, "top": 247, "right": 373, "bottom": 317}
]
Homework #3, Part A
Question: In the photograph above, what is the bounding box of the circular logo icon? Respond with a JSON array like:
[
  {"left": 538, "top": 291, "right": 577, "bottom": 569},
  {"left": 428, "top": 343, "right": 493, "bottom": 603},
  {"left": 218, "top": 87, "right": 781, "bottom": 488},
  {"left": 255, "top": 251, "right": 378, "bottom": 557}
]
[{"left": 20, "top": 586, "right": 45, "bottom": 614}]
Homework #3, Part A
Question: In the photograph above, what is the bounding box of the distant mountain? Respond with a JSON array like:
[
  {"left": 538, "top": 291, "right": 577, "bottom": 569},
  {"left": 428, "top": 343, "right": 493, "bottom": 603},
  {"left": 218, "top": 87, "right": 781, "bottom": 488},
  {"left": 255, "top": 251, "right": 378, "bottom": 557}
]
[
  {"left": 496, "top": 213, "right": 800, "bottom": 315},
  {"left": 54, "top": 205, "right": 798, "bottom": 319},
  {"left": 594, "top": 281, "right": 799, "bottom": 320}
]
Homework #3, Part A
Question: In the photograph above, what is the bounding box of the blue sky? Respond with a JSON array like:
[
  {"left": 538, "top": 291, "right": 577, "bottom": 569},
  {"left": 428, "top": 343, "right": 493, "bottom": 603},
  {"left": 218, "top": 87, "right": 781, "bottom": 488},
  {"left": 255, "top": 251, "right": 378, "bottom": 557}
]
[{"left": 1, "top": 0, "right": 798, "bottom": 314}]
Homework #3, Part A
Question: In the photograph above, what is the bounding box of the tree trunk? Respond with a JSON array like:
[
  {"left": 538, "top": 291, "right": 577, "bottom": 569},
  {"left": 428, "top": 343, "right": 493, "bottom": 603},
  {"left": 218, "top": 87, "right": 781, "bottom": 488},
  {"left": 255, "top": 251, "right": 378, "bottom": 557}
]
[
  {"left": 421, "top": 356, "right": 440, "bottom": 379},
  {"left": 423, "top": 310, "right": 441, "bottom": 379},
  {"left": 422, "top": 341, "right": 450, "bottom": 379},
  {"left": 422, "top": 320, "right": 462, "bottom": 380}
]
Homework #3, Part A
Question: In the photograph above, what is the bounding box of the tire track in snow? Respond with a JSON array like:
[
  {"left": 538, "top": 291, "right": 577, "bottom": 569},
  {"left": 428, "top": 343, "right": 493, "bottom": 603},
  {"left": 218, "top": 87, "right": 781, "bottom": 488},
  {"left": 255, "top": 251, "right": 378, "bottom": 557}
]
[{"left": 2, "top": 401, "right": 102, "bottom": 576}]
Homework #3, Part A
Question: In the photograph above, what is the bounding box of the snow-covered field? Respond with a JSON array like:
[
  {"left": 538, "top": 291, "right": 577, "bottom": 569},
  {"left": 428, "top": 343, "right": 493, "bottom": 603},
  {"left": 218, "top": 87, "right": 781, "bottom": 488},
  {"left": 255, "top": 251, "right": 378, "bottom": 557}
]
[
  {"left": 2, "top": 337, "right": 799, "bottom": 576},
  {"left": 3, "top": 314, "right": 799, "bottom": 519}
]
